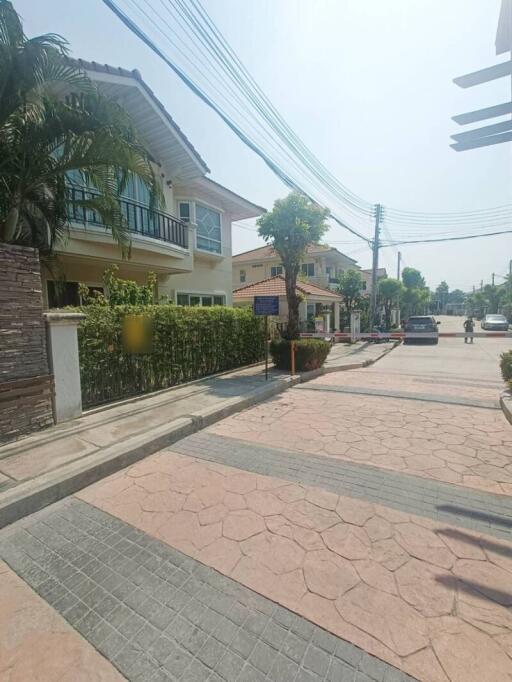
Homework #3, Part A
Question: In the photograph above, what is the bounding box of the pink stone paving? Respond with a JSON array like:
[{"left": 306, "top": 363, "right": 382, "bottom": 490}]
[
  {"left": 209, "top": 388, "right": 512, "bottom": 495},
  {"left": 0, "top": 560, "right": 124, "bottom": 681},
  {"left": 314, "top": 368, "right": 502, "bottom": 402},
  {"left": 77, "top": 450, "right": 512, "bottom": 682}
]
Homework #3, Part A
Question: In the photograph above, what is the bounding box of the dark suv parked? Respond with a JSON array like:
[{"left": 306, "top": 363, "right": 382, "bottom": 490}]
[{"left": 404, "top": 316, "right": 440, "bottom": 345}]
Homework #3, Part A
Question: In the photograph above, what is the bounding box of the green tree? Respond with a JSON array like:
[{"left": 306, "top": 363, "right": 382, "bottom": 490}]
[
  {"left": 400, "top": 266, "right": 430, "bottom": 317},
  {"left": 0, "top": 0, "right": 161, "bottom": 252},
  {"left": 402, "top": 267, "right": 426, "bottom": 289},
  {"left": 435, "top": 281, "right": 449, "bottom": 313},
  {"left": 378, "top": 277, "right": 404, "bottom": 330},
  {"left": 448, "top": 289, "right": 465, "bottom": 304},
  {"left": 337, "top": 269, "right": 363, "bottom": 319},
  {"left": 257, "top": 191, "right": 329, "bottom": 339}
]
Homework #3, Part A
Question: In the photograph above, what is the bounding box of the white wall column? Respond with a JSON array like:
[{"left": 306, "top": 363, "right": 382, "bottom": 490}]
[
  {"left": 44, "top": 312, "right": 85, "bottom": 423},
  {"left": 334, "top": 303, "right": 340, "bottom": 331}
]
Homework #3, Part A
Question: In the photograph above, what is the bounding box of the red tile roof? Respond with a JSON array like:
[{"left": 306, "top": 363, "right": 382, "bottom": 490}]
[
  {"left": 233, "top": 275, "right": 342, "bottom": 300},
  {"left": 232, "top": 243, "right": 356, "bottom": 264}
]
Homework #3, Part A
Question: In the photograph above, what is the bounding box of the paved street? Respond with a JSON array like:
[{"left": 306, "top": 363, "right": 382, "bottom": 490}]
[{"left": 0, "top": 325, "right": 511, "bottom": 682}]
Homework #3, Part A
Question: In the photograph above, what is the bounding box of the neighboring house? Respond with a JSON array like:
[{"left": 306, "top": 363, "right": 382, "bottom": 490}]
[
  {"left": 232, "top": 244, "right": 358, "bottom": 292},
  {"left": 45, "top": 59, "right": 265, "bottom": 308},
  {"left": 233, "top": 275, "right": 343, "bottom": 331},
  {"left": 360, "top": 267, "right": 388, "bottom": 294}
]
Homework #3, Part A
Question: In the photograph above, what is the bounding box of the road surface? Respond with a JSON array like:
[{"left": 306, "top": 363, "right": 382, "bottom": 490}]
[{"left": 0, "top": 327, "right": 511, "bottom": 682}]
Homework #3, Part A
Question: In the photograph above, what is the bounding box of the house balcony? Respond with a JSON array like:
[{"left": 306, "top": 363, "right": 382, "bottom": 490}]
[
  {"left": 67, "top": 186, "right": 188, "bottom": 250},
  {"left": 307, "top": 275, "right": 340, "bottom": 291}
]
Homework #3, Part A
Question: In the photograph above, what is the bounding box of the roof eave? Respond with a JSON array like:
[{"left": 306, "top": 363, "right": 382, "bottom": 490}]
[{"left": 69, "top": 58, "right": 210, "bottom": 176}]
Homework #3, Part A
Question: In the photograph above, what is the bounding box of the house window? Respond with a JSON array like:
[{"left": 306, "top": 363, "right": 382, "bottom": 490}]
[
  {"left": 252, "top": 264, "right": 263, "bottom": 268},
  {"left": 196, "top": 204, "right": 221, "bottom": 253},
  {"left": 240, "top": 269, "right": 246, "bottom": 283},
  {"left": 179, "top": 202, "right": 191, "bottom": 224},
  {"left": 47, "top": 281, "right": 104, "bottom": 308},
  {"left": 271, "top": 265, "right": 283, "bottom": 277},
  {"left": 47, "top": 281, "right": 80, "bottom": 308},
  {"left": 177, "top": 293, "right": 225, "bottom": 307},
  {"left": 301, "top": 263, "right": 315, "bottom": 277}
]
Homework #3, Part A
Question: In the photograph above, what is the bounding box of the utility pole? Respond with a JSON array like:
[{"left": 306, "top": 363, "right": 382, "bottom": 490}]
[
  {"left": 397, "top": 251, "right": 402, "bottom": 280},
  {"left": 369, "top": 204, "right": 382, "bottom": 330},
  {"left": 492, "top": 272, "right": 495, "bottom": 287},
  {"left": 480, "top": 280, "right": 483, "bottom": 291}
]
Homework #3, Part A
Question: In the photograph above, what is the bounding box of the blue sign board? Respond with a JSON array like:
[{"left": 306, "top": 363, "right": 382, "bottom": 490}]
[{"left": 253, "top": 295, "right": 279, "bottom": 316}]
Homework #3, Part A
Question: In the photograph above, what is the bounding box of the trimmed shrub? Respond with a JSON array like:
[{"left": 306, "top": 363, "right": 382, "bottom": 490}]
[
  {"left": 77, "top": 304, "right": 264, "bottom": 407},
  {"left": 500, "top": 350, "right": 512, "bottom": 387},
  {"left": 270, "top": 338, "right": 331, "bottom": 371}
]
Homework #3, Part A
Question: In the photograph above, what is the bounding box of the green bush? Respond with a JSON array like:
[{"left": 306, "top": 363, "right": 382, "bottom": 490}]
[
  {"left": 269, "top": 338, "right": 331, "bottom": 371},
  {"left": 500, "top": 350, "right": 512, "bottom": 386},
  {"left": 77, "top": 304, "right": 264, "bottom": 407}
]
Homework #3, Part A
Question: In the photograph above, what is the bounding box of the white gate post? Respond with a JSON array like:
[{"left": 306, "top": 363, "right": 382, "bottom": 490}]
[
  {"left": 44, "top": 312, "right": 85, "bottom": 423},
  {"left": 350, "top": 311, "right": 361, "bottom": 343}
]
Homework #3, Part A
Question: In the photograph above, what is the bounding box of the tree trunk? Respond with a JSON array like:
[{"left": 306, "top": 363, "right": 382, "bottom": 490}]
[
  {"left": 285, "top": 268, "right": 300, "bottom": 339},
  {"left": 384, "top": 301, "right": 392, "bottom": 330}
]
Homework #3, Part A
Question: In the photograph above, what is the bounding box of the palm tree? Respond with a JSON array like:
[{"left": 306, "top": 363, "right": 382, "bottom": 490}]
[{"left": 0, "top": 0, "right": 161, "bottom": 253}]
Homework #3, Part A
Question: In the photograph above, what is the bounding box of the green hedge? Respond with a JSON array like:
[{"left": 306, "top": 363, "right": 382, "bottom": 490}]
[
  {"left": 269, "top": 338, "right": 331, "bottom": 371},
  {"left": 77, "top": 305, "right": 265, "bottom": 407},
  {"left": 500, "top": 350, "right": 512, "bottom": 388}
]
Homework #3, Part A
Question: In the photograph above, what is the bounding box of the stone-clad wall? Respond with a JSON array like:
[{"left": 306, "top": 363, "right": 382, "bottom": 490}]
[{"left": 0, "top": 244, "right": 54, "bottom": 442}]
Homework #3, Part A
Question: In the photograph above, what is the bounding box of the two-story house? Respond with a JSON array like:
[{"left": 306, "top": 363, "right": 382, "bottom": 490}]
[
  {"left": 232, "top": 244, "right": 359, "bottom": 292},
  {"left": 360, "top": 267, "right": 388, "bottom": 294},
  {"left": 45, "top": 59, "right": 265, "bottom": 308}
]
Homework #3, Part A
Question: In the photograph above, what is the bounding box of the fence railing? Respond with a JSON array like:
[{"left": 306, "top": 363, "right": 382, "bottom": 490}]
[{"left": 67, "top": 186, "right": 188, "bottom": 249}]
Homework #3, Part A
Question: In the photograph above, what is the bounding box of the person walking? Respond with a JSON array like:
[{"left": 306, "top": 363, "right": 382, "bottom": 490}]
[{"left": 464, "top": 316, "right": 474, "bottom": 344}]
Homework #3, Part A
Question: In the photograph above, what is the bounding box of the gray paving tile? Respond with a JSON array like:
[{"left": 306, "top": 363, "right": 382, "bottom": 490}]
[
  {"left": 214, "top": 650, "right": 245, "bottom": 681},
  {"left": 0, "top": 498, "right": 414, "bottom": 682},
  {"left": 172, "top": 433, "right": 512, "bottom": 541}
]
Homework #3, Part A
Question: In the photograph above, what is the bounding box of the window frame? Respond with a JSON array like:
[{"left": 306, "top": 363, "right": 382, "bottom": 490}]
[
  {"left": 301, "top": 262, "right": 315, "bottom": 277},
  {"left": 195, "top": 202, "right": 222, "bottom": 254},
  {"left": 176, "top": 291, "right": 226, "bottom": 307},
  {"left": 240, "top": 269, "right": 246, "bottom": 283},
  {"left": 175, "top": 198, "right": 223, "bottom": 255},
  {"left": 270, "top": 265, "right": 283, "bottom": 277},
  {"left": 178, "top": 201, "right": 192, "bottom": 223}
]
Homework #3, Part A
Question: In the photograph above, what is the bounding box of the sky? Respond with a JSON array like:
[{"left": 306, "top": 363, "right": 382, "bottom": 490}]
[{"left": 16, "top": 0, "right": 512, "bottom": 291}]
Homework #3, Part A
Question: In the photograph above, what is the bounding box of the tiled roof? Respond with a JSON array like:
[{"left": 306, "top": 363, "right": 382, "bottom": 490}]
[
  {"left": 67, "top": 58, "right": 210, "bottom": 174},
  {"left": 232, "top": 243, "right": 356, "bottom": 264},
  {"left": 233, "top": 275, "right": 342, "bottom": 300},
  {"left": 361, "top": 267, "right": 388, "bottom": 278}
]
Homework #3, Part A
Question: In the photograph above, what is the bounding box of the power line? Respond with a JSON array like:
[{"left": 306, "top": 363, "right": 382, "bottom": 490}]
[
  {"left": 381, "top": 229, "right": 512, "bottom": 247},
  {"left": 104, "top": 0, "right": 373, "bottom": 243},
  {"left": 103, "top": 0, "right": 511, "bottom": 257}
]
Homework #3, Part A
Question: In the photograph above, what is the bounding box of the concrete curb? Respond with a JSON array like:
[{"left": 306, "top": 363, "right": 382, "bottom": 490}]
[
  {"left": 500, "top": 389, "right": 512, "bottom": 426},
  {"left": 0, "top": 376, "right": 298, "bottom": 529}
]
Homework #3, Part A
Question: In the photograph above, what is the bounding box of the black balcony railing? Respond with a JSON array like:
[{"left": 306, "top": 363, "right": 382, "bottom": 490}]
[{"left": 67, "top": 186, "right": 188, "bottom": 249}]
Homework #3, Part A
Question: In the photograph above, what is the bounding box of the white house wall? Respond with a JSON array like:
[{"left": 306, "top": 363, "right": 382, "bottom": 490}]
[{"left": 159, "top": 209, "right": 234, "bottom": 305}]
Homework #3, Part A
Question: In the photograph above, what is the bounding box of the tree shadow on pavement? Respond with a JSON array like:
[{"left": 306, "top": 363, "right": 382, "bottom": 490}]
[
  {"left": 437, "top": 574, "right": 512, "bottom": 607},
  {"left": 436, "top": 504, "right": 512, "bottom": 529},
  {"left": 437, "top": 527, "right": 512, "bottom": 559}
]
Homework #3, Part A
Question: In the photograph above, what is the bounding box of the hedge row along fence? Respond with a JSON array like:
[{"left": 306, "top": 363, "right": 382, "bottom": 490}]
[{"left": 77, "top": 305, "right": 265, "bottom": 408}]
